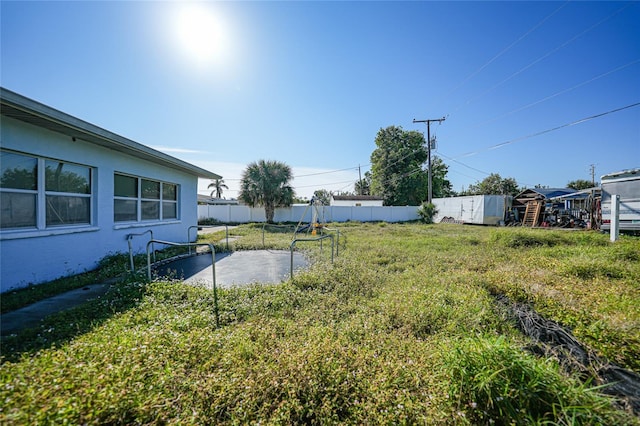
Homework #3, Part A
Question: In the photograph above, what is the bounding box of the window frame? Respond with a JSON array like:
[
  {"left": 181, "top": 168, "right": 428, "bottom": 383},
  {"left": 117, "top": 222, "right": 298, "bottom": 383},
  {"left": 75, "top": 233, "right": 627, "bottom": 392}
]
[
  {"left": 44, "top": 159, "right": 92, "bottom": 227},
  {"left": 1, "top": 149, "right": 94, "bottom": 233},
  {"left": 113, "top": 172, "right": 180, "bottom": 224}
]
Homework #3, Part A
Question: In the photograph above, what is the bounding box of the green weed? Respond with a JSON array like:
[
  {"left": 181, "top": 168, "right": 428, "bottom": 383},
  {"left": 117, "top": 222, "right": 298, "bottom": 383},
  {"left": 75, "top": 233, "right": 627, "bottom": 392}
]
[
  {"left": 444, "top": 336, "right": 628, "bottom": 425},
  {"left": 1, "top": 224, "right": 638, "bottom": 424}
]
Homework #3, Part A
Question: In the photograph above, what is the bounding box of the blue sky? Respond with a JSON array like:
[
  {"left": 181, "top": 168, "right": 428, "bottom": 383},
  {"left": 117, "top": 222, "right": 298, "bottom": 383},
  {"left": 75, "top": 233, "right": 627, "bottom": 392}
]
[{"left": 2, "top": 1, "right": 638, "bottom": 199}]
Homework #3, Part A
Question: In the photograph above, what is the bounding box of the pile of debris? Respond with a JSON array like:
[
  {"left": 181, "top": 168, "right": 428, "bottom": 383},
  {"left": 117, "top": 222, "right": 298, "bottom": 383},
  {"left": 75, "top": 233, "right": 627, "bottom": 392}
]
[
  {"left": 494, "top": 293, "right": 640, "bottom": 415},
  {"left": 513, "top": 187, "right": 599, "bottom": 229}
]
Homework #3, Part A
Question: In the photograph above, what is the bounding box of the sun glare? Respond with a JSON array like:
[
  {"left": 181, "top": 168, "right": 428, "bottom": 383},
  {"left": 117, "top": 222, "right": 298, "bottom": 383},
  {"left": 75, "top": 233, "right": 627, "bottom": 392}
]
[{"left": 173, "top": 4, "right": 227, "bottom": 68}]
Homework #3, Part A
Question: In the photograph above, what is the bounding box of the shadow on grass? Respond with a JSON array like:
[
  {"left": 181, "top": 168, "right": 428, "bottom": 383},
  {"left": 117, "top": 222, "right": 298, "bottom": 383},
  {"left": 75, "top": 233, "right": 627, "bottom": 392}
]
[
  {"left": 1, "top": 249, "right": 231, "bottom": 364},
  {"left": 1, "top": 278, "right": 149, "bottom": 364},
  {"left": 1, "top": 244, "right": 230, "bottom": 315}
]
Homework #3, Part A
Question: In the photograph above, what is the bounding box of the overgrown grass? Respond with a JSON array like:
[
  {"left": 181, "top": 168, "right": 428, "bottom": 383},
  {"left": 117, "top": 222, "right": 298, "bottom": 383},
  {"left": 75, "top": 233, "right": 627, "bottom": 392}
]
[
  {"left": 445, "top": 336, "right": 624, "bottom": 424},
  {"left": 0, "top": 242, "right": 228, "bottom": 314},
  {"left": 0, "top": 252, "right": 134, "bottom": 314},
  {"left": 485, "top": 227, "right": 640, "bottom": 370},
  {"left": 1, "top": 223, "right": 638, "bottom": 424}
]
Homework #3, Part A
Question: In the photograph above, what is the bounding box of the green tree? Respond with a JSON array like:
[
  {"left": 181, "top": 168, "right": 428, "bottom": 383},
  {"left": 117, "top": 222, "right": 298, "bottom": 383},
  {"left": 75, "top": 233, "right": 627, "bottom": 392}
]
[
  {"left": 464, "top": 173, "right": 521, "bottom": 196},
  {"left": 369, "top": 126, "right": 453, "bottom": 204},
  {"left": 1, "top": 168, "right": 36, "bottom": 190},
  {"left": 354, "top": 171, "right": 372, "bottom": 196},
  {"left": 208, "top": 179, "right": 228, "bottom": 198},
  {"left": 370, "top": 126, "right": 428, "bottom": 206},
  {"left": 567, "top": 179, "right": 594, "bottom": 190},
  {"left": 45, "top": 164, "right": 90, "bottom": 193},
  {"left": 430, "top": 157, "right": 455, "bottom": 198},
  {"left": 313, "top": 189, "right": 332, "bottom": 206},
  {"left": 239, "top": 160, "right": 294, "bottom": 223}
]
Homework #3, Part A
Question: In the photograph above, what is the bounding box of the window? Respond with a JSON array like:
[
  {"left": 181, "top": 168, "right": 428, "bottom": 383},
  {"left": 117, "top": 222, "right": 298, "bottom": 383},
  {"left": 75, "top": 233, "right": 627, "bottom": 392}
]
[
  {"left": 162, "top": 183, "right": 178, "bottom": 219},
  {"left": 1, "top": 150, "right": 93, "bottom": 230},
  {"left": 114, "top": 175, "right": 138, "bottom": 222},
  {"left": 114, "top": 173, "right": 179, "bottom": 223},
  {"left": 0, "top": 151, "right": 37, "bottom": 229},
  {"left": 45, "top": 160, "right": 91, "bottom": 226},
  {"left": 141, "top": 179, "right": 160, "bottom": 220}
]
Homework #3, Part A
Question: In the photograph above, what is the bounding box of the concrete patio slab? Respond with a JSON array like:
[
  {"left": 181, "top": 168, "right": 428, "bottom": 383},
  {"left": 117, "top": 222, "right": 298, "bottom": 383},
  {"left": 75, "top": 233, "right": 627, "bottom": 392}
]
[
  {"left": 156, "top": 250, "right": 308, "bottom": 287},
  {"left": 1, "top": 250, "right": 308, "bottom": 336}
]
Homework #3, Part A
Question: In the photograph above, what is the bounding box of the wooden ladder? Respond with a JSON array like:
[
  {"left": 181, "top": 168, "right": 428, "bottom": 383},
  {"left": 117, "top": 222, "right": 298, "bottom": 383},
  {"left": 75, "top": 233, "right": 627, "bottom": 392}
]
[{"left": 523, "top": 201, "right": 543, "bottom": 227}]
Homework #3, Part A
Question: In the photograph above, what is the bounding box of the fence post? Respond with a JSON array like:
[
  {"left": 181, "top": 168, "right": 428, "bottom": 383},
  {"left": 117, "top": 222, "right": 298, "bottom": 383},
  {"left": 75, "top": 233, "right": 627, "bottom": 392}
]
[{"left": 610, "top": 194, "right": 620, "bottom": 242}]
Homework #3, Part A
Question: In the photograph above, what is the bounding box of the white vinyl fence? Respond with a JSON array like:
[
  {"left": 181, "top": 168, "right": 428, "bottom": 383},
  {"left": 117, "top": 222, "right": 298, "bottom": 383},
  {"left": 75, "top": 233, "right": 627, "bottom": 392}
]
[{"left": 198, "top": 204, "right": 421, "bottom": 224}]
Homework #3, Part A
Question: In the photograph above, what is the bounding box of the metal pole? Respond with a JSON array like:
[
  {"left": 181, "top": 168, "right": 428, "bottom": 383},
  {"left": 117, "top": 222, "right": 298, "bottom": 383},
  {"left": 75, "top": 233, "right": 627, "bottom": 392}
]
[
  {"left": 145, "top": 239, "right": 219, "bottom": 327},
  {"left": 290, "top": 240, "right": 296, "bottom": 281},
  {"left": 127, "top": 230, "right": 154, "bottom": 273},
  {"left": 127, "top": 236, "right": 134, "bottom": 272},
  {"left": 289, "top": 234, "right": 334, "bottom": 280},
  {"left": 147, "top": 246, "right": 153, "bottom": 281},
  {"left": 330, "top": 236, "right": 334, "bottom": 263},
  {"left": 413, "top": 117, "right": 446, "bottom": 203},
  {"left": 209, "top": 245, "right": 219, "bottom": 327},
  {"left": 427, "top": 123, "right": 432, "bottom": 203},
  {"left": 187, "top": 225, "right": 199, "bottom": 255}
]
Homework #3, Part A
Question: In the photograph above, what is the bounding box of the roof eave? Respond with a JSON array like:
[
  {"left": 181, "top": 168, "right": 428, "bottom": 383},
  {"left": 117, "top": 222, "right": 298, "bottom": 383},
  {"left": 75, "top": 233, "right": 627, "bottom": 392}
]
[{"left": 0, "top": 88, "right": 221, "bottom": 180}]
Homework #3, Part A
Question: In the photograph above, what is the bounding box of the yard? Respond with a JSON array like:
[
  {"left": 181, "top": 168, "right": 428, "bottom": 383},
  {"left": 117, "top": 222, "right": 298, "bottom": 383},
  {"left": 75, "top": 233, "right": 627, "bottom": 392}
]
[{"left": 1, "top": 223, "right": 639, "bottom": 424}]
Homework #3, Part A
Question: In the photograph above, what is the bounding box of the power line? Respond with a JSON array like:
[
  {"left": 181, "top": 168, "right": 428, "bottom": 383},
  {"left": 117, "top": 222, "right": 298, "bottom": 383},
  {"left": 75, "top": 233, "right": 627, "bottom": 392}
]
[
  {"left": 293, "top": 136, "right": 433, "bottom": 182},
  {"left": 471, "top": 58, "right": 640, "bottom": 127},
  {"left": 319, "top": 132, "right": 449, "bottom": 196},
  {"left": 230, "top": 102, "right": 637, "bottom": 195},
  {"left": 437, "top": 151, "right": 491, "bottom": 176},
  {"left": 442, "top": 1, "right": 569, "bottom": 102},
  {"left": 452, "top": 2, "right": 632, "bottom": 114},
  {"left": 227, "top": 129, "right": 446, "bottom": 194},
  {"left": 308, "top": 156, "right": 430, "bottom": 196},
  {"left": 437, "top": 150, "right": 538, "bottom": 188},
  {"left": 293, "top": 166, "right": 359, "bottom": 178},
  {"left": 452, "top": 102, "right": 640, "bottom": 160},
  {"left": 294, "top": 179, "right": 356, "bottom": 189}
]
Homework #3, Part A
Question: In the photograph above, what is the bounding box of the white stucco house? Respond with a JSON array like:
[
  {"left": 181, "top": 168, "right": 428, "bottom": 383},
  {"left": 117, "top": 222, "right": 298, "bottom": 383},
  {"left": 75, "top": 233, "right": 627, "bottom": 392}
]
[
  {"left": 330, "top": 195, "right": 384, "bottom": 207},
  {"left": 0, "top": 88, "right": 220, "bottom": 293}
]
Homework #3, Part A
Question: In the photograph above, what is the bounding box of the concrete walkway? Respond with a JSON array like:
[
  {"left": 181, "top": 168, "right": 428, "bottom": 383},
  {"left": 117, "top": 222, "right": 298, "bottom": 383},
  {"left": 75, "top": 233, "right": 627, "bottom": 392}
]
[
  {"left": 1, "top": 249, "right": 307, "bottom": 337},
  {"left": 1, "top": 283, "right": 113, "bottom": 336}
]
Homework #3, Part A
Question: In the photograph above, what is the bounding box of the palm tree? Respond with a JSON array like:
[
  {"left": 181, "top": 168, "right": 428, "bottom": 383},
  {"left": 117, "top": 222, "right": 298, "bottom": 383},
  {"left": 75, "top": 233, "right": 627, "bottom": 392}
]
[
  {"left": 208, "top": 179, "right": 228, "bottom": 198},
  {"left": 239, "top": 160, "right": 294, "bottom": 223}
]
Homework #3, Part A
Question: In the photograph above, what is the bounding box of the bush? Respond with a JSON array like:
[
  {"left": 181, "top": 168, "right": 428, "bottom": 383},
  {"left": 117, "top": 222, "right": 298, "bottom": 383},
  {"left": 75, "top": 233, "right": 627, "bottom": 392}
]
[{"left": 418, "top": 202, "right": 438, "bottom": 224}]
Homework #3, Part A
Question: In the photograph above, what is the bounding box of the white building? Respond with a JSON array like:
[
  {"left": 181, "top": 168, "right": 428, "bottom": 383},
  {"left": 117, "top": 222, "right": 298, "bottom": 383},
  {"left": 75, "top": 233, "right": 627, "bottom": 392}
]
[
  {"left": 0, "top": 88, "right": 220, "bottom": 292},
  {"left": 330, "top": 195, "right": 384, "bottom": 207}
]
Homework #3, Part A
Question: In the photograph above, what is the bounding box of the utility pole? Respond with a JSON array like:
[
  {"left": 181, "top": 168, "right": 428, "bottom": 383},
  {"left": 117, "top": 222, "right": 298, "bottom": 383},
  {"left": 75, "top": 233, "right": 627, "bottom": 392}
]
[
  {"left": 590, "top": 164, "right": 596, "bottom": 186},
  {"left": 413, "top": 116, "right": 446, "bottom": 202}
]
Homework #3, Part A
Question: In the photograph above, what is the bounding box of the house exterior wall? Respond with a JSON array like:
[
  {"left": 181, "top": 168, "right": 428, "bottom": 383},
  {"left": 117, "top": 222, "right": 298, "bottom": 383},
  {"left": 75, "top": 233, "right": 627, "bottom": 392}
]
[
  {"left": 1, "top": 116, "right": 199, "bottom": 292},
  {"left": 330, "top": 199, "right": 384, "bottom": 207}
]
